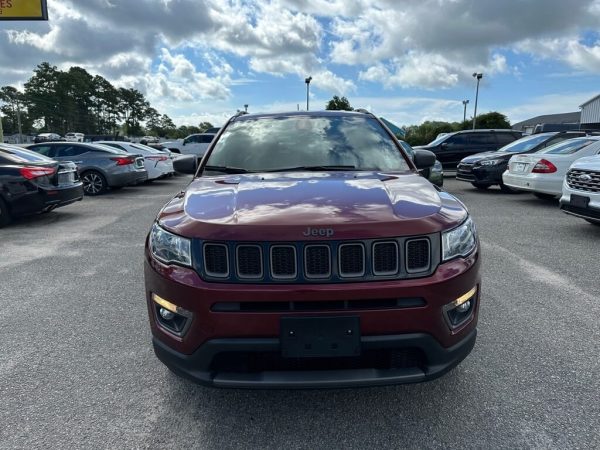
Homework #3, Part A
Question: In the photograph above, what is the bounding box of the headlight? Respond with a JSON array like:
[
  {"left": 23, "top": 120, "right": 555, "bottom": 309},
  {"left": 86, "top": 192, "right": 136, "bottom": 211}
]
[
  {"left": 478, "top": 159, "right": 502, "bottom": 166},
  {"left": 150, "top": 223, "right": 192, "bottom": 266},
  {"left": 442, "top": 217, "right": 477, "bottom": 261}
]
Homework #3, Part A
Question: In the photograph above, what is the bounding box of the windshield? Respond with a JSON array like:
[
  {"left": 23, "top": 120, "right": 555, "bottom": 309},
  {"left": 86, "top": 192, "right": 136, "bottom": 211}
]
[
  {"left": 427, "top": 133, "right": 454, "bottom": 147},
  {"left": 91, "top": 143, "right": 128, "bottom": 154},
  {"left": 537, "top": 138, "right": 597, "bottom": 155},
  {"left": 132, "top": 143, "right": 162, "bottom": 153},
  {"left": 204, "top": 116, "right": 410, "bottom": 173},
  {"left": 497, "top": 133, "right": 554, "bottom": 153},
  {"left": 0, "top": 146, "right": 54, "bottom": 163}
]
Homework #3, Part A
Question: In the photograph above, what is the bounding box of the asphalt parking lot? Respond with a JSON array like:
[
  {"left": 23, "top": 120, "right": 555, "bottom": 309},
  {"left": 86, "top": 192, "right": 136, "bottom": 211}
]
[{"left": 1, "top": 176, "right": 599, "bottom": 449}]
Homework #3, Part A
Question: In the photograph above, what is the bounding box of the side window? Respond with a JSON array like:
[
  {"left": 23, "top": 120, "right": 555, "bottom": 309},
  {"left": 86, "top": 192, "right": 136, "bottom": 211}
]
[
  {"left": 399, "top": 141, "right": 414, "bottom": 158},
  {"left": 30, "top": 145, "right": 55, "bottom": 157},
  {"left": 184, "top": 135, "right": 198, "bottom": 144},
  {"left": 496, "top": 133, "right": 517, "bottom": 146},
  {"left": 56, "top": 145, "right": 87, "bottom": 157},
  {"left": 200, "top": 135, "right": 214, "bottom": 144},
  {"left": 444, "top": 134, "right": 466, "bottom": 147},
  {"left": 467, "top": 133, "right": 496, "bottom": 146}
]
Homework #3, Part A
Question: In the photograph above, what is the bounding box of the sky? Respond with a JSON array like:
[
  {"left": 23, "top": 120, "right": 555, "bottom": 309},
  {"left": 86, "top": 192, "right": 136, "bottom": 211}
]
[{"left": 1, "top": 0, "right": 599, "bottom": 128}]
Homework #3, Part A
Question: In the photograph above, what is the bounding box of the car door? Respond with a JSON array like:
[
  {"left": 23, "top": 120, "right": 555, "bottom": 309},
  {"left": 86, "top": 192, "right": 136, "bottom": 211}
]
[
  {"left": 464, "top": 133, "right": 497, "bottom": 159},
  {"left": 181, "top": 135, "right": 201, "bottom": 155},
  {"left": 436, "top": 134, "right": 467, "bottom": 169}
]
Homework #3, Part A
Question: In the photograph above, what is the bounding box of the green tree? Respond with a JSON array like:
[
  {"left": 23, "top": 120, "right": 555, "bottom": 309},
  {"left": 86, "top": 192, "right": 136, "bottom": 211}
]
[
  {"left": 325, "top": 95, "right": 353, "bottom": 111},
  {"left": 0, "top": 86, "right": 34, "bottom": 135},
  {"left": 472, "top": 111, "right": 510, "bottom": 129},
  {"left": 118, "top": 88, "right": 149, "bottom": 136},
  {"left": 198, "top": 121, "right": 214, "bottom": 133}
]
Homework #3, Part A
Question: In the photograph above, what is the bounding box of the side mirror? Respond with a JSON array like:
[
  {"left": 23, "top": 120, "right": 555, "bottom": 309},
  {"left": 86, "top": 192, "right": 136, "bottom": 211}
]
[
  {"left": 173, "top": 154, "right": 198, "bottom": 174},
  {"left": 440, "top": 142, "right": 448, "bottom": 150},
  {"left": 182, "top": 140, "right": 187, "bottom": 146},
  {"left": 413, "top": 149, "right": 436, "bottom": 170}
]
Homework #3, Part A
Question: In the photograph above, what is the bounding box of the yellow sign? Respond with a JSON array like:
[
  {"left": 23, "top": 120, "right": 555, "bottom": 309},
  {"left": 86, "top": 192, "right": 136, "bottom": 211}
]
[{"left": 0, "top": 0, "right": 48, "bottom": 20}]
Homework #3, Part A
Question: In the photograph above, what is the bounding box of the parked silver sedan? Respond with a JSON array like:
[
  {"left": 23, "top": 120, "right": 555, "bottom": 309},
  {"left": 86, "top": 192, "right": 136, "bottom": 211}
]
[{"left": 27, "top": 142, "right": 147, "bottom": 195}]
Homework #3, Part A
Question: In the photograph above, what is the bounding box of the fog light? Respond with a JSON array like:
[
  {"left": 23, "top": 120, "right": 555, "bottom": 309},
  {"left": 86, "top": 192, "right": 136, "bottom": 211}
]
[
  {"left": 152, "top": 293, "right": 192, "bottom": 336},
  {"left": 443, "top": 286, "right": 477, "bottom": 329},
  {"left": 456, "top": 300, "right": 471, "bottom": 313},
  {"left": 159, "top": 307, "right": 175, "bottom": 320}
]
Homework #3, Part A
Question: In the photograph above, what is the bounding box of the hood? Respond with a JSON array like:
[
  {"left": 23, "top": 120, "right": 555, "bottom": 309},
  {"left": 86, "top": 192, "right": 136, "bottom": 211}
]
[
  {"left": 461, "top": 151, "right": 510, "bottom": 164},
  {"left": 158, "top": 172, "right": 467, "bottom": 240},
  {"left": 570, "top": 155, "right": 600, "bottom": 171}
]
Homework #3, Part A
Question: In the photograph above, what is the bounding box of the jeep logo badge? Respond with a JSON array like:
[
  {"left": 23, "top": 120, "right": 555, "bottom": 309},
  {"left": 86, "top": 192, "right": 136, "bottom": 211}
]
[
  {"left": 578, "top": 174, "right": 592, "bottom": 182},
  {"left": 303, "top": 227, "right": 334, "bottom": 238}
]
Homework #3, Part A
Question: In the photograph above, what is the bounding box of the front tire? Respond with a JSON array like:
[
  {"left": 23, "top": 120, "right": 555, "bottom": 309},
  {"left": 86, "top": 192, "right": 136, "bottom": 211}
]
[
  {"left": 0, "top": 197, "right": 11, "bottom": 228},
  {"left": 81, "top": 170, "right": 108, "bottom": 196},
  {"left": 471, "top": 182, "right": 491, "bottom": 190}
]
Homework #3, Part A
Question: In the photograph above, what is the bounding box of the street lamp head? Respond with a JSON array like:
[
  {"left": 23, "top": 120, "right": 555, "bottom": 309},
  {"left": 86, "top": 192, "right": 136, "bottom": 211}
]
[
  {"left": 463, "top": 99, "right": 469, "bottom": 105},
  {"left": 472, "top": 72, "right": 483, "bottom": 79},
  {"left": 305, "top": 76, "right": 312, "bottom": 84}
]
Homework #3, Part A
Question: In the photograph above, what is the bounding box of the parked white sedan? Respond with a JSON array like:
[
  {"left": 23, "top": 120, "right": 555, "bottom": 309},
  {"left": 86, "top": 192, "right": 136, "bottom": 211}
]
[
  {"left": 502, "top": 136, "right": 600, "bottom": 199},
  {"left": 97, "top": 141, "right": 174, "bottom": 180},
  {"left": 560, "top": 155, "right": 600, "bottom": 225}
]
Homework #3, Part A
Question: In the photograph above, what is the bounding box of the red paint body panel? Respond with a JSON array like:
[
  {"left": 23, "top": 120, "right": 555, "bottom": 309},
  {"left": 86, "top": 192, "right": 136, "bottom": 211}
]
[{"left": 145, "top": 247, "right": 481, "bottom": 355}]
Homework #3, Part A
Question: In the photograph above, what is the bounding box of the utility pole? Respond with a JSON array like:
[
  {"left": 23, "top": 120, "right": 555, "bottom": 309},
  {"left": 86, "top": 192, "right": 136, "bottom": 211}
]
[
  {"left": 462, "top": 100, "right": 469, "bottom": 123},
  {"left": 0, "top": 111, "right": 4, "bottom": 144},
  {"left": 305, "top": 76, "right": 312, "bottom": 111},
  {"left": 15, "top": 98, "right": 23, "bottom": 144},
  {"left": 472, "top": 73, "right": 483, "bottom": 129}
]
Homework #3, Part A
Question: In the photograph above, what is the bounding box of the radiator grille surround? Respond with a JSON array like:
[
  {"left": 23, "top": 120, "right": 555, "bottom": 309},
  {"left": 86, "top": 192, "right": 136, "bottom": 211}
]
[{"left": 194, "top": 234, "right": 440, "bottom": 284}]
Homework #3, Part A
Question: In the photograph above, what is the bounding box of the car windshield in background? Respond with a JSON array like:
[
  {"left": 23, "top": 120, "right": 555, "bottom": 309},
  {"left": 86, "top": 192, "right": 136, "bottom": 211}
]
[
  {"left": 132, "top": 143, "right": 162, "bottom": 153},
  {"left": 427, "top": 133, "right": 454, "bottom": 147},
  {"left": 92, "top": 144, "right": 129, "bottom": 154},
  {"left": 0, "top": 146, "right": 54, "bottom": 163},
  {"left": 497, "top": 133, "right": 554, "bottom": 153},
  {"left": 204, "top": 116, "right": 410, "bottom": 173},
  {"left": 537, "top": 138, "right": 597, "bottom": 155}
]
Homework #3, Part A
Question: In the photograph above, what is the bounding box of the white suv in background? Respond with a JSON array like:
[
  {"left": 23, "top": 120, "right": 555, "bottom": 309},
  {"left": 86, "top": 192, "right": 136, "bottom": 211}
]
[
  {"left": 560, "top": 155, "right": 600, "bottom": 225},
  {"left": 65, "top": 132, "right": 84, "bottom": 142},
  {"left": 161, "top": 133, "right": 215, "bottom": 156}
]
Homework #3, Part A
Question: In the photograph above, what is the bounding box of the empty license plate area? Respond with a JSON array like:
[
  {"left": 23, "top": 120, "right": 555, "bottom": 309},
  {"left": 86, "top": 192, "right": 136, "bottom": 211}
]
[
  {"left": 280, "top": 316, "right": 361, "bottom": 358},
  {"left": 570, "top": 194, "right": 590, "bottom": 208}
]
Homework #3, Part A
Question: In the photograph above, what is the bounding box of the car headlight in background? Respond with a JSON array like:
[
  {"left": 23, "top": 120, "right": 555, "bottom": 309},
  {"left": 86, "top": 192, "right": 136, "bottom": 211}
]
[
  {"left": 478, "top": 159, "right": 502, "bottom": 166},
  {"left": 442, "top": 216, "right": 477, "bottom": 261},
  {"left": 150, "top": 223, "right": 192, "bottom": 266}
]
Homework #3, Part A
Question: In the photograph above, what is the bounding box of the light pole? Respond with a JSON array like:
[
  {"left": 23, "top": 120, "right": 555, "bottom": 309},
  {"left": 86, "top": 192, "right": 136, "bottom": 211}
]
[
  {"left": 305, "top": 76, "right": 312, "bottom": 111},
  {"left": 244, "top": 104, "right": 248, "bottom": 112},
  {"left": 472, "top": 72, "right": 483, "bottom": 129},
  {"left": 462, "top": 99, "right": 469, "bottom": 123}
]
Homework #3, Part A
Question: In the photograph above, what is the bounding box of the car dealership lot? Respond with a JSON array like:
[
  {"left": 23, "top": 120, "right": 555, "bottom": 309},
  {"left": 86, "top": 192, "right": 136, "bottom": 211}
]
[{"left": 1, "top": 177, "right": 598, "bottom": 449}]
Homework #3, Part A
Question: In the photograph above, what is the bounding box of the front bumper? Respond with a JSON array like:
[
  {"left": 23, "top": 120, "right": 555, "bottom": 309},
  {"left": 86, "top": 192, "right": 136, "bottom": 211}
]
[
  {"left": 145, "top": 247, "right": 481, "bottom": 388},
  {"left": 560, "top": 187, "right": 600, "bottom": 223},
  {"left": 456, "top": 163, "right": 506, "bottom": 185},
  {"left": 153, "top": 329, "right": 477, "bottom": 389}
]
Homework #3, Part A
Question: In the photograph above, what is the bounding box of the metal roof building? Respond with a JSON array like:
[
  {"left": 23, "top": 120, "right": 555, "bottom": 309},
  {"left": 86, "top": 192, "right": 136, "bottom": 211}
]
[
  {"left": 511, "top": 111, "right": 580, "bottom": 133},
  {"left": 580, "top": 94, "right": 600, "bottom": 129}
]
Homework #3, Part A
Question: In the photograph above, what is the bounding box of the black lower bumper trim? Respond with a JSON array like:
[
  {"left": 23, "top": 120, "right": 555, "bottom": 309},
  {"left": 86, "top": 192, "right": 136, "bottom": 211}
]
[
  {"left": 152, "top": 329, "right": 477, "bottom": 389},
  {"left": 561, "top": 203, "right": 600, "bottom": 221}
]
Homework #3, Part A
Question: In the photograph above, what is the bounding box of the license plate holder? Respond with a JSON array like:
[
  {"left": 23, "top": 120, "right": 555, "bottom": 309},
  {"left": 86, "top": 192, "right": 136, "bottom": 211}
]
[
  {"left": 280, "top": 316, "right": 361, "bottom": 358},
  {"left": 514, "top": 162, "right": 526, "bottom": 173},
  {"left": 571, "top": 194, "right": 590, "bottom": 208}
]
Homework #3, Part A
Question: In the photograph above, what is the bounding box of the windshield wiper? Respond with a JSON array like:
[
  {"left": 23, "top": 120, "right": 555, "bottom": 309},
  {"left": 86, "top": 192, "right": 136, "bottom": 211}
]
[
  {"left": 203, "top": 165, "right": 254, "bottom": 174},
  {"left": 266, "top": 165, "right": 357, "bottom": 172}
]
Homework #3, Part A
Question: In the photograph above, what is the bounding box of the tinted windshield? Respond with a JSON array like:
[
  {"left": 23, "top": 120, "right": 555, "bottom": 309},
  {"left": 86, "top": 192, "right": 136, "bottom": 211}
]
[
  {"left": 0, "top": 146, "right": 54, "bottom": 163},
  {"left": 497, "top": 133, "right": 554, "bottom": 153},
  {"left": 427, "top": 133, "right": 454, "bottom": 147},
  {"left": 204, "top": 116, "right": 410, "bottom": 173},
  {"left": 132, "top": 143, "right": 162, "bottom": 153},
  {"left": 537, "top": 138, "right": 597, "bottom": 155},
  {"left": 91, "top": 144, "right": 128, "bottom": 154}
]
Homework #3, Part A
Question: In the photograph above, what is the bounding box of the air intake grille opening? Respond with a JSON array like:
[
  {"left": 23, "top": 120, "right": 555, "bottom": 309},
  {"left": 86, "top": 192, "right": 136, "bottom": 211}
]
[
  {"left": 204, "top": 244, "right": 229, "bottom": 277},
  {"left": 406, "top": 239, "right": 430, "bottom": 272},
  {"left": 237, "top": 245, "right": 262, "bottom": 278},
  {"left": 339, "top": 244, "right": 365, "bottom": 277},
  {"left": 373, "top": 242, "right": 399, "bottom": 275},
  {"left": 305, "top": 245, "right": 330, "bottom": 278},
  {"left": 271, "top": 246, "right": 297, "bottom": 278}
]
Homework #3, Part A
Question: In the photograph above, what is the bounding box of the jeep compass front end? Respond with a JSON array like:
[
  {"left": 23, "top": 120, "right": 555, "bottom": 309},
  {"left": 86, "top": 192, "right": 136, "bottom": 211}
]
[{"left": 144, "top": 111, "right": 481, "bottom": 388}]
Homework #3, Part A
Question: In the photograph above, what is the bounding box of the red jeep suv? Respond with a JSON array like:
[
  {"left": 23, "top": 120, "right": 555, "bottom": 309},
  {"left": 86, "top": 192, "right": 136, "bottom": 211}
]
[{"left": 144, "top": 110, "right": 481, "bottom": 388}]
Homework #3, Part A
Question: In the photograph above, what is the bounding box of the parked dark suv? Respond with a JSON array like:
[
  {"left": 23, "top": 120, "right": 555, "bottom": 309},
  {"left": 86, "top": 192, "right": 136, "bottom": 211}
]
[
  {"left": 456, "top": 131, "right": 587, "bottom": 191},
  {"left": 144, "top": 110, "right": 481, "bottom": 388},
  {"left": 415, "top": 129, "right": 523, "bottom": 170}
]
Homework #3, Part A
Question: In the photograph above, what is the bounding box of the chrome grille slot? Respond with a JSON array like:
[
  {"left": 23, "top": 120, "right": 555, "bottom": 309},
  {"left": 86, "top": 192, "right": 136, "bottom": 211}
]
[
  {"left": 406, "top": 239, "right": 430, "bottom": 273},
  {"left": 567, "top": 169, "right": 600, "bottom": 193},
  {"left": 236, "top": 245, "right": 263, "bottom": 278},
  {"left": 304, "top": 245, "right": 331, "bottom": 278},
  {"left": 270, "top": 245, "right": 297, "bottom": 279},
  {"left": 338, "top": 243, "right": 365, "bottom": 277},
  {"left": 203, "top": 244, "right": 229, "bottom": 277},
  {"left": 372, "top": 241, "right": 399, "bottom": 275}
]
